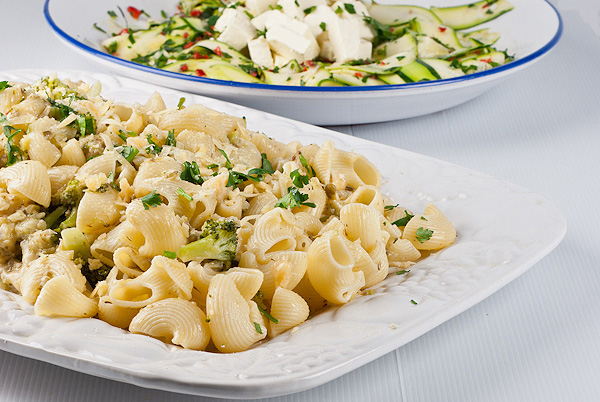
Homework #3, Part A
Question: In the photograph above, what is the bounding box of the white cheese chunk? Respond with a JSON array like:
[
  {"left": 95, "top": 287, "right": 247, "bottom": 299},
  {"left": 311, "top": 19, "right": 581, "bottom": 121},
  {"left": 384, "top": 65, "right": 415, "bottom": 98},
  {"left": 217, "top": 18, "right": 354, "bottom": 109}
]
[
  {"left": 303, "top": 5, "right": 338, "bottom": 37},
  {"left": 327, "top": 17, "right": 372, "bottom": 63},
  {"left": 277, "top": 0, "right": 327, "bottom": 20},
  {"left": 330, "top": 0, "right": 374, "bottom": 41},
  {"left": 266, "top": 24, "right": 319, "bottom": 63},
  {"left": 251, "top": 10, "right": 281, "bottom": 31},
  {"left": 248, "top": 37, "right": 275, "bottom": 69},
  {"left": 246, "top": 0, "right": 278, "bottom": 16},
  {"left": 278, "top": 0, "right": 304, "bottom": 20},
  {"left": 214, "top": 8, "right": 257, "bottom": 51}
]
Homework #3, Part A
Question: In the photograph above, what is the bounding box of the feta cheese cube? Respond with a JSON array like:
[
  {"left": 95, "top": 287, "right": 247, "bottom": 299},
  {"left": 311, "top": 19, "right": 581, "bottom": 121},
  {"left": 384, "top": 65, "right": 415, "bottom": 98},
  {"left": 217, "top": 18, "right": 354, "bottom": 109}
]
[
  {"left": 303, "top": 5, "right": 338, "bottom": 37},
  {"left": 250, "top": 10, "right": 281, "bottom": 31},
  {"left": 330, "top": 1, "right": 374, "bottom": 41},
  {"left": 214, "top": 8, "right": 257, "bottom": 51},
  {"left": 246, "top": 0, "right": 278, "bottom": 16},
  {"left": 248, "top": 37, "right": 274, "bottom": 69},
  {"left": 278, "top": 0, "right": 304, "bottom": 20},
  {"left": 266, "top": 24, "right": 319, "bottom": 63},
  {"left": 327, "top": 17, "right": 371, "bottom": 63}
]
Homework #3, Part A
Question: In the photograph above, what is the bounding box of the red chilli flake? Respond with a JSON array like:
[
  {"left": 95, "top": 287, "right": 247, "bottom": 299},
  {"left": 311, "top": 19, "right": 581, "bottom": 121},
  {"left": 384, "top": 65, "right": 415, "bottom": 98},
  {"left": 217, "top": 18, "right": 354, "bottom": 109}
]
[
  {"left": 196, "top": 69, "right": 206, "bottom": 76},
  {"left": 214, "top": 46, "right": 223, "bottom": 57},
  {"left": 305, "top": 60, "right": 316, "bottom": 68},
  {"left": 481, "top": 57, "right": 492, "bottom": 63},
  {"left": 190, "top": 9, "right": 202, "bottom": 17},
  {"left": 354, "top": 72, "right": 363, "bottom": 78},
  {"left": 180, "top": 64, "right": 189, "bottom": 72},
  {"left": 127, "top": 6, "right": 142, "bottom": 19},
  {"left": 193, "top": 52, "right": 209, "bottom": 59},
  {"left": 118, "top": 28, "right": 129, "bottom": 35},
  {"left": 183, "top": 41, "right": 195, "bottom": 49},
  {"left": 438, "top": 26, "right": 447, "bottom": 33},
  {"left": 183, "top": 32, "right": 189, "bottom": 39}
]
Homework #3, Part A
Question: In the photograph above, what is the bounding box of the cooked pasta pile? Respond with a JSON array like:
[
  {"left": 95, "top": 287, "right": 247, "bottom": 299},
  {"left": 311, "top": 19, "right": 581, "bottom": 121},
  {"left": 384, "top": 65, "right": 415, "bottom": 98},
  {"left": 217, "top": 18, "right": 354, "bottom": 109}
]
[{"left": 0, "top": 76, "right": 456, "bottom": 352}]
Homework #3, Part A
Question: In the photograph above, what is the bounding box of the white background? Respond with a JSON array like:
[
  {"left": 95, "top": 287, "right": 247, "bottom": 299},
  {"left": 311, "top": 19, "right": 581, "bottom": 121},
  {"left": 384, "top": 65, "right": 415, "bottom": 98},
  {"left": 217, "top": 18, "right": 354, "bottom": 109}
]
[{"left": 1, "top": 1, "right": 599, "bottom": 401}]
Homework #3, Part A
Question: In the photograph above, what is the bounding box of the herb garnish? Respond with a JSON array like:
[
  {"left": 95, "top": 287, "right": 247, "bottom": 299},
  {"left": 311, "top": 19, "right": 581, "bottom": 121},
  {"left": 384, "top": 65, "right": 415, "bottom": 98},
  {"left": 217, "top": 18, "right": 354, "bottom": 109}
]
[
  {"left": 415, "top": 227, "right": 434, "bottom": 243},
  {"left": 146, "top": 134, "right": 162, "bottom": 155},
  {"left": 140, "top": 191, "right": 163, "bottom": 209},
  {"left": 275, "top": 187, "right": 316, "bottom": 209},
  {"left": 392, "top": 210, "right": 414, "bottom": 227},
  {"left": 176, "top": 187, "right": 193, "bottom": 201},
  {"left": 180, "top": 161, "right": 204, "bottom": 185},
  {"left": 162, "top": 251, "right": 178, "bottom": 259}
]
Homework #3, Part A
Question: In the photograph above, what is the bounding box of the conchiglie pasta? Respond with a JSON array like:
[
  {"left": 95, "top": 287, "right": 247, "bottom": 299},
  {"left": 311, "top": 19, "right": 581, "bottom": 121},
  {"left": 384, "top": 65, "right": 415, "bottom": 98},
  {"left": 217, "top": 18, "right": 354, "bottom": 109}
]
[
  {"left": 0, "top": 160, "right": 51, "bottom": 207},
  {"left": 129, "top": 298, "right": 210, "bottom": 350},
  {"left": 34, "top": 275, "right": 98, "bottom": 318},
  {"left": 402, "top": 203, "right": 456, "bottom": 250},
  {"left": 268, "top": 287, "right": 309, "bottom": 338},
  {"left": 307, "top": 230, "right": 364, "bottom": 305},
  {"left": 206, "top": 274, "right": 266, "bottom": 353}
]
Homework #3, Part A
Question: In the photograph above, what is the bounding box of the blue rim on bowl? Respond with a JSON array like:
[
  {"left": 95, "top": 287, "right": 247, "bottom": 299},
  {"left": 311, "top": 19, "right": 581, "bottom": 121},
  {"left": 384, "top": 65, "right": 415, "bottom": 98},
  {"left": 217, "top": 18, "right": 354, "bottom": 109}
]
[{"left": 43, "top": 0, "right": 563, "bottom": 94}]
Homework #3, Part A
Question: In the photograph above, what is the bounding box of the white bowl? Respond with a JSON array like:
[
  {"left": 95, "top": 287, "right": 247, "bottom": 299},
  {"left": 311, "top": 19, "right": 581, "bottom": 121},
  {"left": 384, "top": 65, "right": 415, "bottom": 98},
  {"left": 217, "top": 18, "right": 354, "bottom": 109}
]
[
  {"left": 44, "top": 0, "right": 562, "bottom": 125},
  {"left": 44, "top": 0, "right": 561, "bottom": 124}
]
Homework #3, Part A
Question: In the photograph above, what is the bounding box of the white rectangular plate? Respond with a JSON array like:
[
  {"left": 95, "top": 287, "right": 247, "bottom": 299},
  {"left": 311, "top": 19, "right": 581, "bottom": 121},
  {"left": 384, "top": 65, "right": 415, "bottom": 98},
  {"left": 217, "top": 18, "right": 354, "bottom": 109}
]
[{"left": 0, "top": 70, "right": 566, "bottom": 399}]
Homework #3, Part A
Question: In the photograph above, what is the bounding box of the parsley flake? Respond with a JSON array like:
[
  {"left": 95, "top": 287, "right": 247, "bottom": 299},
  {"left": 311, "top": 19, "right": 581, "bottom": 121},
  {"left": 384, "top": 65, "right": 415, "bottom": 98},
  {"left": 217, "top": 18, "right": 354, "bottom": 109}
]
[
  {"left": 146, "top": 134, "right": 162, "bottom": 155},
  {"left": 180, "top": 161, "right": 204, "bottom": 185},
  {"left": 162, "top": 251, "right": 178, "bottom": 259},
  {"left": 166, "top": 130, "right": 176, "bottom": 146},
  {"left": 253, "top": 322, "right": 263, "bottom": 334},
  {"left": 392, "top": 210, "right": 414, "bottom": 227},
  {"left": 415, "top": 227, "right": 434, "bottom": 243},
  {"left": 275, "top": 187, "right": 316, "bottom": 209},
  {"left": 140, "top": 191, "right": 163, "bottom": 210},
  {"left": 118, "top": 146, "right": 139, "bottom": 163},
  {"left": 0, "top": 81, "right": 11, "bottom": 92},
  {"left": 176, "top": 187, "right": 193, "bottom": 201}
]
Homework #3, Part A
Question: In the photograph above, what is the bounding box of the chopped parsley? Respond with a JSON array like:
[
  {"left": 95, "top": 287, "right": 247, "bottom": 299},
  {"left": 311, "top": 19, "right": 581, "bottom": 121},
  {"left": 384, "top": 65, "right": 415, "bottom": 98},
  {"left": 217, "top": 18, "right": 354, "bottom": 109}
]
[
  {"left": 177, "top": 97, "right": 186, "bottom": 109},
  {"left": 0, "top": 81, "right": 11, "bottom": 92},
  {"left": 343, "top": 3, "right": 356, "bottom": 14},
  {"left": 299, "top": 153, "right": 315, "bottom": 177},
  {"left": 180, "top": 161, "right": 204, "bottom": 185},
  {"left": 385, "top": 204, "right": 399, "bottom": 211},
  {"left": 290, "top": 169, "right": 310, "bottom": 188},
  {"left": 392, "top": 210, "right": 414, "bottom": 227},
  {"left": 118, "top": 146, "right": 139, "bottom": 162},
  {"left": 176, "top": 187, "right": 193, "bottom": 201},
  {"left": 411, "top": 299, "right": 418, "bottom": 305},
  {"left": 118, "top": 129, "right": 136, "bottom": 142},
  {"left": 146, "top": 134, "right": 162, "bottom": 155},
  {"left": 166, "top": 130, "right": 177, "bottom": 146},
  {"left": 275, "top": 187, "right": 316, "bottom": 209},
  {"left": 162, "top": 251, "right": 178, "bottom": 259},
  {"left": 1, "top": 114, "right": 24, "bottom": 166},
  {"left": 396, "top": 270, "right": 411, "bottom": 275},
  {"left": 253, "top": 322, "right": 263, "bottom": 334},
  {"left": 415, "top": 227, "right": 434, "bottom": 243},
  {"left": 140, "top": 191, "right": 163, "bottom": 210},
  {"left": 256, "top": 304, "right": 278, "bottom": 324}
]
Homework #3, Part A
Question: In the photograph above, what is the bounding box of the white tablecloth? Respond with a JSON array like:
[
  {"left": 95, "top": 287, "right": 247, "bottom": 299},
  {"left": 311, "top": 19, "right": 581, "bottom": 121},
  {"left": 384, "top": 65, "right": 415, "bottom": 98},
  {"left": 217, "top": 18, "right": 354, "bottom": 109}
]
[{"left": 1, "top": 1, "right": 599, "bottom": 401}]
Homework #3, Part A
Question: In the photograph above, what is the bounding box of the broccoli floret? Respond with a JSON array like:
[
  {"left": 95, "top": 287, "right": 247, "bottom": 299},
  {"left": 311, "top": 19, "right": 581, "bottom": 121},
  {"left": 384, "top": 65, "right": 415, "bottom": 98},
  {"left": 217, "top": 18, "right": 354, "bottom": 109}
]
[
  {"left": 54, "top": 179, "right": 84, "bottom": 208},
  {"left": 80, "top": 264, "right": 111, "bottom": 288},
  {"left": 177, "top": 219, "right": 239, "bottom": 263},
  {"left": 45, "top": 180, "right": 85, "bottom": 231}
]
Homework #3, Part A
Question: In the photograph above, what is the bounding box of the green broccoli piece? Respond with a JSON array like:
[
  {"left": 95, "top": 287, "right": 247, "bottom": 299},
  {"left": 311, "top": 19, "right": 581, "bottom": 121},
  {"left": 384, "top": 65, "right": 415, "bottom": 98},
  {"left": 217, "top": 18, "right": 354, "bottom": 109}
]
[
  {"left": 80, "top": 264, "right": 111, "bottom": 288},
  {"left": 54, "top": 179, "right": 84, "bottom": 208},
  {"left": 46, "top": 180, "right": 85, "bottom": 231},
  {"left": 177, "top": 219, "right": 239, "bottom": 263}
]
